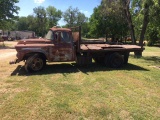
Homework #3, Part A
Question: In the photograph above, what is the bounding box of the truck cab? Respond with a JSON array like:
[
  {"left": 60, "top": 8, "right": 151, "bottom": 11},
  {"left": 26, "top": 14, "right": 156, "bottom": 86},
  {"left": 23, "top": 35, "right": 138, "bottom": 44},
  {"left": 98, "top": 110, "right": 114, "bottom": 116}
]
[{"left": 45, "top": 27, "right": 75, "bottom": 62}]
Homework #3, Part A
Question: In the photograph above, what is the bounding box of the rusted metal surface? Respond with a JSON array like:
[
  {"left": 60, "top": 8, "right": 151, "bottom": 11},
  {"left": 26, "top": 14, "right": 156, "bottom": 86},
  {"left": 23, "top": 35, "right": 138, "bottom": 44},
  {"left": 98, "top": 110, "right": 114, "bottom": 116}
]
[
  {"left": 17, "top": 39, "right": 52, "bottom": 45},
  {"left": 80, "top": 44, "right": 144, "bottom": 52},
  {"left": 72, "top": 32, "right": 79, "bottom": 42},
  {"left": 50, "top": 26, "right": 71, "bottom": 32},
  {"left": 48, "top": 43, "right": 75, "bottom": 62},
  {"left": 14, "top": 28, "right": 75, "bottom": 63},
  {"left": 81, "top": 44, "right": 88, "bottom": 50},
  {"left": 81, "top": 39, "right": 105, "bottom": 44}
]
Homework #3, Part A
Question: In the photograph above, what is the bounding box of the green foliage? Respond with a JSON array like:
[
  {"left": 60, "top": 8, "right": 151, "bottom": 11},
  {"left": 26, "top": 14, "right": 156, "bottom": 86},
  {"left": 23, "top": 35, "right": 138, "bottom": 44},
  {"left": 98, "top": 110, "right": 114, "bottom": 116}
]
[
  {"left": 16, "top": 17, "right": 28, "bottom": 31},
  {"left": 147, "top": 24, "right": 159, "bottom": 46},
  {"left": 27, "top": 15, "right": 37, "bottom": 31},
  {"left": 14, "top": 6, "right": 62, "bottom": 37},
  {"left": 89, "top": 6, "right": 104, "bottom": 38},
  {"left": 131, "top": 0, "right": 160, "bottom": 46},
  {"left": 63, "top": 6, "right": 88, "bottom": 27},
  {"left": 81, "top": 22, "right": 90, "bottom": 37},
  {"left": 2, "top": 0, "right": 159, "bottom": 45},
  {"left": 46, "top": 6, "right": 62, "bottom": 28},
  {"left": 88, "top": 0, "right": 159, "bottom": 45},
  {"left": 33, "top": 6, "right": 47, "bottom": 37},
  {"left": 89, "top": 0, "right": 129, "bottom": 40},
  {"left": 0, "top": 0, "right": 20, "bottom": 30}
]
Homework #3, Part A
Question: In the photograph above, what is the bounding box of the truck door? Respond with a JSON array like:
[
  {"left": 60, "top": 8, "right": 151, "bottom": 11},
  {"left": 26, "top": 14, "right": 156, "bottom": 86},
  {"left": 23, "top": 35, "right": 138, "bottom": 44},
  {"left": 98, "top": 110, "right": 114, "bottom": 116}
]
[{"left": 51, "top": 31, "right": 75, "bottom": 62}]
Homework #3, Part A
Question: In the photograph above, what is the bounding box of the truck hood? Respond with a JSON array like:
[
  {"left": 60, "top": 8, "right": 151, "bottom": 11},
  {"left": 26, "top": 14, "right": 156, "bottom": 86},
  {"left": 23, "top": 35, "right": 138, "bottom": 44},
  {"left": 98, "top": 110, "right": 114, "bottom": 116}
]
[
  {"left": 17, "top": 38, "right": 52, "bottom": 45},
  {"left": 15, "top": 38, "right": 53, "bottom": 51}
]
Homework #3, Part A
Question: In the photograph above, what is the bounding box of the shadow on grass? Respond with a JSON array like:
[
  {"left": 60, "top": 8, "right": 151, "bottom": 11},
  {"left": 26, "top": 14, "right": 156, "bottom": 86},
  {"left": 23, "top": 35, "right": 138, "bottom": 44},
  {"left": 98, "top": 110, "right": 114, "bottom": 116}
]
[
  {"left": 11, "top": 62, "right": 149, "bottom": 76},
  {"left": 153, "top": 45, "right": 160, "bottom": 47},
  {"left": 142, "top": 56, "right": 160, "bottom": 64}
]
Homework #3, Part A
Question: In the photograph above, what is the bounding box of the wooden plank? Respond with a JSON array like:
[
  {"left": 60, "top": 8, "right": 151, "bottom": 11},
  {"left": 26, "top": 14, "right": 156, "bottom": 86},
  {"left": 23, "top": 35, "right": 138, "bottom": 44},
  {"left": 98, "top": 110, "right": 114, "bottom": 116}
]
[
  {"left": 87, "top": 44, "right": 102, "bottom": 50},
  {"left": 80, "top": 44, "right": 88, "bottom": 50},
  {"left": 80, "top": 44, "right": 143, "bottom": 52}
]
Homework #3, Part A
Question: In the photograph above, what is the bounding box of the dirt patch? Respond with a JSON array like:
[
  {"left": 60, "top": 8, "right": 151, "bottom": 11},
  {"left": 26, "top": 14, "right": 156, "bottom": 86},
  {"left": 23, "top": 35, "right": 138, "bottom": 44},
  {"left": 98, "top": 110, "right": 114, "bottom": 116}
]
[
  {"left": 149, "top": 66, "right": 160, "bottom": 70},
  {"left": 119, "top": 110, "right": 134, "bottom": 120},
  {"left": 0, "top": 49, "right": 17, "bottom": 60},
  {"left": 0, "top": 41, "right": 17, "bottom": 60}
]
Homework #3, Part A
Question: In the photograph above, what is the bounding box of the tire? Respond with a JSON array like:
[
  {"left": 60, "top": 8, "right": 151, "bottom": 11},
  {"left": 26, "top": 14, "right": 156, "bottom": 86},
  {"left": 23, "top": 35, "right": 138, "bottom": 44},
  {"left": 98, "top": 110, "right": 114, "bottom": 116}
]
[
  {"left": 25, "top": 55, "right": 46, "bottom": 72},
  {"left": 106, "top": 52, "right": 124, "bottom": 68}
]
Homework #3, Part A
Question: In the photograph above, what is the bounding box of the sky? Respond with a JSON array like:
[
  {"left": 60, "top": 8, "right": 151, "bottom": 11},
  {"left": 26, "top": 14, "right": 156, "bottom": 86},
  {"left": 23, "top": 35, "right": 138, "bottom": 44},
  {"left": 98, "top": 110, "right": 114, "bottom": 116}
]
[{"left": 16, "top": 0, "right": 101, "bottom": 26}]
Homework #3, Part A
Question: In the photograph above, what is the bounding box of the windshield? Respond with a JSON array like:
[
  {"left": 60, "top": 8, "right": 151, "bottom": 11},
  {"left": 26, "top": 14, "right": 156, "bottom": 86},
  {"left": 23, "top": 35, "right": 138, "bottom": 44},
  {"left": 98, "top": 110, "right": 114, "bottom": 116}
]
[{"left": 45, "top": 30, "right": 53, "bottom": 40}]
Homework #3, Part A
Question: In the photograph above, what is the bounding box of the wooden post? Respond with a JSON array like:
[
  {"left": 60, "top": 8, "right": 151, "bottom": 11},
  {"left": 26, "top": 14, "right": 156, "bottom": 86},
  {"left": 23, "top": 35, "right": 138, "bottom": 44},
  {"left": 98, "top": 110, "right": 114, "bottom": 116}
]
[{"left": 134, "top": 51, "right": 142, "bottom": 58}]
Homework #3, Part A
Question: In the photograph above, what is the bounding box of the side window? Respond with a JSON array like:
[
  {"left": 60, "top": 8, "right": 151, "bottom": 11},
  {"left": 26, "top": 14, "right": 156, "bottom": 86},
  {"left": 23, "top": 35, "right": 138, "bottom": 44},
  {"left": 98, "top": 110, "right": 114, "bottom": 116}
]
[
  {"left": 45, "top": 30, "right": 54, "bottom": 40},
  {"left": 60, "top": 32, "right": 71, "bottom": 43}
]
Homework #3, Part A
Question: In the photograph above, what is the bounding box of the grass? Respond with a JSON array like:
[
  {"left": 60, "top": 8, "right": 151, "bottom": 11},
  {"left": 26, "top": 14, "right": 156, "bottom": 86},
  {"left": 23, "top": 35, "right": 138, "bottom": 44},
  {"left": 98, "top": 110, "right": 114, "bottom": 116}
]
[
  {"left": 0, "top": 41, "right": 15, "bottom": 49},
  {"left": 0, "top": 46, "right": 160, "bottom": 120},
  {"left": 0, "top": 42, "right": 5, "bottom": 48}
]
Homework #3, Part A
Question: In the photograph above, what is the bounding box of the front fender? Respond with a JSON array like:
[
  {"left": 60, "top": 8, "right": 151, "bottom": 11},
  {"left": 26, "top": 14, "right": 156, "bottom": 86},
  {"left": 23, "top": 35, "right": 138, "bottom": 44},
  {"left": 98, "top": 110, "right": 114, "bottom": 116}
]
[{"left": 17, "top": 48, "right": 48, "bottom": 61}]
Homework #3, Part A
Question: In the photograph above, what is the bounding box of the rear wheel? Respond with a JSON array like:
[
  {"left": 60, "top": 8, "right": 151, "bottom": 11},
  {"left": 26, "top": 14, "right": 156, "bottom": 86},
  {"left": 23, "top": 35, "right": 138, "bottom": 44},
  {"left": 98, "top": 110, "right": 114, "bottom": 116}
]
[
  {"left": 105, "top": 52, "right": 124, "bottom": 68},
  {"left": 25, "top": 55, "right": 46, "bottom": 72}
]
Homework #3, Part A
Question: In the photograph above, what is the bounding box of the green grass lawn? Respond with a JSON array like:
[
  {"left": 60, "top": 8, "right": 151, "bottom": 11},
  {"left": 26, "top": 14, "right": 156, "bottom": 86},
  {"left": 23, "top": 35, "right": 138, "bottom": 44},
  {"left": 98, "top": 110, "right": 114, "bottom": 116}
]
[{"left": 0, "top": 47, "right": 160, "bottom": 120}]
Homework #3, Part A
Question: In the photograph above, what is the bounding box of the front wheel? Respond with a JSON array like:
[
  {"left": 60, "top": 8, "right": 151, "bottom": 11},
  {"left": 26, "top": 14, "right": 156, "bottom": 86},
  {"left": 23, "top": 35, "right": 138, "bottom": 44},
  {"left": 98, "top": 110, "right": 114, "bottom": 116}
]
[{"left": 25, "top": 55, "right": 46, "bottom": 72}]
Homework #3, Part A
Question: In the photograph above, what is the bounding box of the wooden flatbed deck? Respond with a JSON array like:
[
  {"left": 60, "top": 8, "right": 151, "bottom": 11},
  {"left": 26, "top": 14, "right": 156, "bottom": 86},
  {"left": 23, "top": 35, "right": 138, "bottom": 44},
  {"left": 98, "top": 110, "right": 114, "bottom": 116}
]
[{"left": 80, "top": 44, "right": 144, "bottom": 52}]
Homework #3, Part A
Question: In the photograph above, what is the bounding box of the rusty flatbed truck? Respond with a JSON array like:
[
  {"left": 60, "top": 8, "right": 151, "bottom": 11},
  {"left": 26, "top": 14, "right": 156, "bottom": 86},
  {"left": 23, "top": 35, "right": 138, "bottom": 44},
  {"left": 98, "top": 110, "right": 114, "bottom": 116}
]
[{"left": 10, "top": 26, "right": 144, "bottom": 72}]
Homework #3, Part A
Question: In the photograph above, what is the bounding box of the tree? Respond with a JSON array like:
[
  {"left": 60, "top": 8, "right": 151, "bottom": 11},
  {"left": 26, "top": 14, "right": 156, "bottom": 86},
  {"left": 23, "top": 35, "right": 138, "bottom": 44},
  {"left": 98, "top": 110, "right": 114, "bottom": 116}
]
[
  {"left": 131, "top": 0, "right": 160, "bottom": 46},
  {"left": 89, "top": 6, "right": 106, "bottom": 38},
  {"left": 63, "top": 6, "right": 88, "bottom": 27},
  {"left": 121, "top": 0, "right": 136, "bottom": 44},
  {"left": 46, "top": 6, "right": 62, "bottom": 27},
  {"left": 33, "top": 6, "right": 47, "bottom": 36},
  {"left": 0, "top": 0, "right": 20, "bottom": 29},
  {"left": 77, "top": 12, "right": 88, "bottom": 25},
  {"left": 89, "top": 0, "right": 129, "bottom": 41},
  {"left": 14, "top": 6, "right": 62, "bottom": 37},
  {"left": 139, "top": 0, "right": 153, "bottom": 46},
  {"left": 27, "top": 15, "right": 37, "bottom": 31},
  {"left": 147, "top": 0, "right": 160, "bottom": 45},
  {"left": 14, "top": 15, "right": 37, "bottom": 32},
  {"left": 16, "top": 17, "right": 28, "bottom": 30}
]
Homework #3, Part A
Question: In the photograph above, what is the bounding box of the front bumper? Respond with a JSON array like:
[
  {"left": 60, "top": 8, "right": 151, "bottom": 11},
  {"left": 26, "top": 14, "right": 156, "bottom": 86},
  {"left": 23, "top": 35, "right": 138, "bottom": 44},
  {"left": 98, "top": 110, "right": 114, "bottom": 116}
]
[{"left": 9, "top": 59, "right": 18, "bottom": 64}]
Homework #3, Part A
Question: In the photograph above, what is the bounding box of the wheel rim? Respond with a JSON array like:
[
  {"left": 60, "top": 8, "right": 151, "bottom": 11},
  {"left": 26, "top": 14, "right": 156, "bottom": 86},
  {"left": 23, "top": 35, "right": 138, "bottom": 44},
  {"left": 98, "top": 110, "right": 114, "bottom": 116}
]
[{"left": 30, "top": 58, "right": 43, "bottom": 71}]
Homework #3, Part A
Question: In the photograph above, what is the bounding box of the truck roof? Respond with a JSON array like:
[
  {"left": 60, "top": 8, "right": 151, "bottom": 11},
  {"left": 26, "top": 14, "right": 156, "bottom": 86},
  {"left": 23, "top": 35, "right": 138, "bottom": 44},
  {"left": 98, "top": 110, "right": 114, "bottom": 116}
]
[{"left": 50, "top": 27, "right": 71, "bottom": 32}]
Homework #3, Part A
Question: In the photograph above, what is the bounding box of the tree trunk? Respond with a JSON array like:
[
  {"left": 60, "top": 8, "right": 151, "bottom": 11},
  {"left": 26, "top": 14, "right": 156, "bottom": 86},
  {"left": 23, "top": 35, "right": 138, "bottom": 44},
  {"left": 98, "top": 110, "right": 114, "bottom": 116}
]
[
  {"left": 111, "top": 34, "right": 115, "bottom": 42},
  {"left": 139, "top": 3, "right": 150, "bottom": 47},
  {"left": 122, "top": 0, "right": 136, "bottom": 45},
  {"left": 105, "top": 33, "right": 108, "bottom": 42},
  {"left": 129, "top": 24, "right": 136, "bottom": 44}
]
